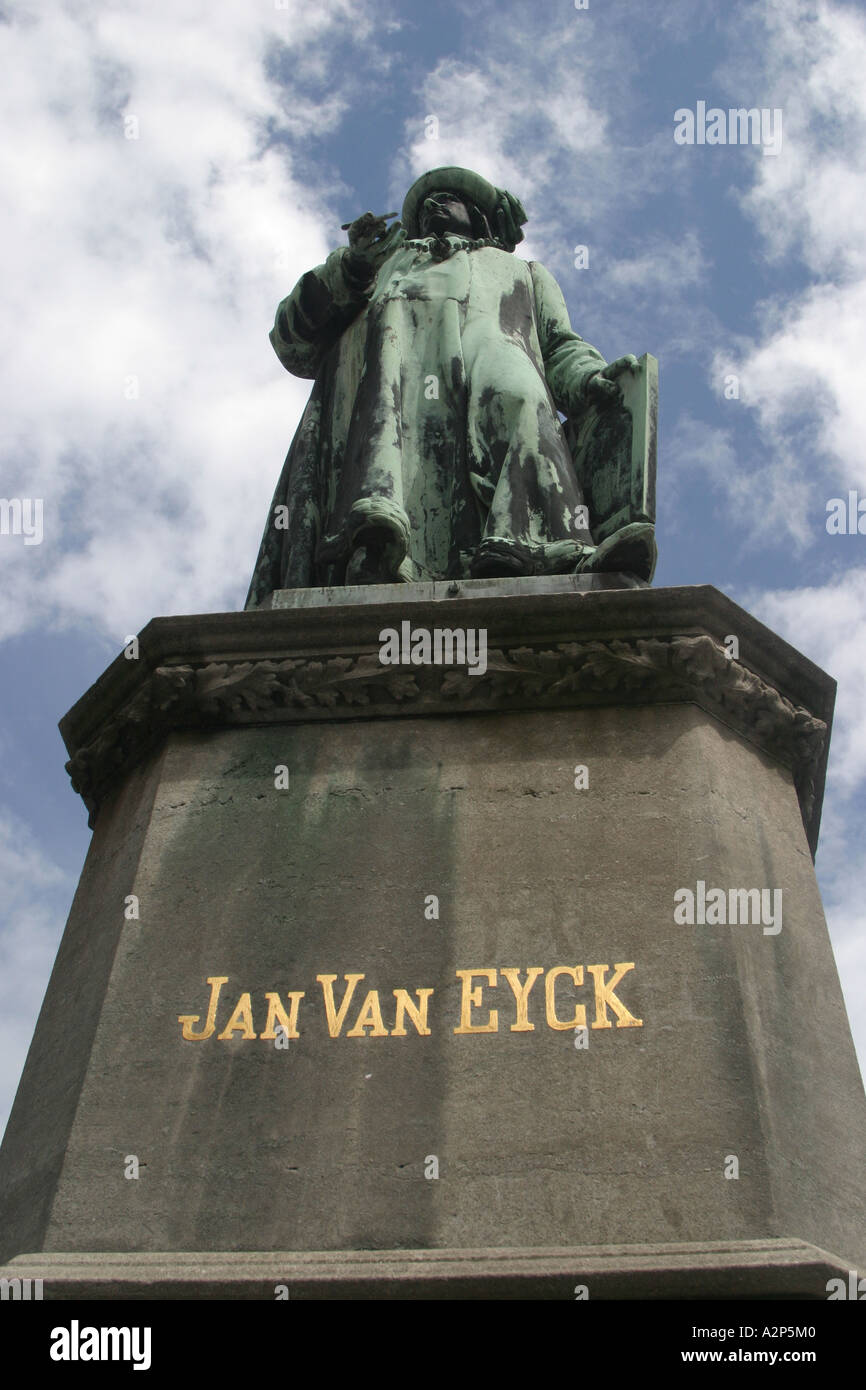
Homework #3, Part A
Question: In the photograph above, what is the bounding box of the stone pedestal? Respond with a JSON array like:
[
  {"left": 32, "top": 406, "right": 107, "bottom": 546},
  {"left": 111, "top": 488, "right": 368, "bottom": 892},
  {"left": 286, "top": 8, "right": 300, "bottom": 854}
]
[{"left": 1, "top": 580, "right": 863, "bottom": 1299}]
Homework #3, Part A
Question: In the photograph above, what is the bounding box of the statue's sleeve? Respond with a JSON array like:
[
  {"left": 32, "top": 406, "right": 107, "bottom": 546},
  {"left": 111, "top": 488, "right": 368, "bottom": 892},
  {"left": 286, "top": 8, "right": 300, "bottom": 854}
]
[
  {"left": 529, "top": 261, "right": 607, "bottom": 416},
  {"left": 269, "top": 248, "right": 373, "bottom": 379}
]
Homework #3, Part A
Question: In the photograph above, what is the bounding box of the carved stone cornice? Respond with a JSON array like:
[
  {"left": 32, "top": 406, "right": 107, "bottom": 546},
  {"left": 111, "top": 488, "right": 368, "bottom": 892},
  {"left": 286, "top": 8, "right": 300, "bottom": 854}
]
[{"left": 62, "top": 585, "right": 833, "bottom": 856}]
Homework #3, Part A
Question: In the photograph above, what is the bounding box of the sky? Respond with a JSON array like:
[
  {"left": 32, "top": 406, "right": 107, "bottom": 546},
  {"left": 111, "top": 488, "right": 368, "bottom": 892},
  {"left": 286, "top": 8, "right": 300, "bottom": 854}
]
[{"left": 1, "top": 0, "right": 865, "bottom": 1138}]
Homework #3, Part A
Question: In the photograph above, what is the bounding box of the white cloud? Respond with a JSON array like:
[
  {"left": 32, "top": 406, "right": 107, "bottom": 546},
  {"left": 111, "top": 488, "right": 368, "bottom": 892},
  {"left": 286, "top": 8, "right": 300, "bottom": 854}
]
[
  {"left": 0, "top": 0, "right": 385, "bottom": 643},
  {"left": 387, "top": 5, "right": 724, "bottom": 371},
  {"left": 603, "top": 231, "right": 707, "bottom": 298},
  {"left": 391, "top": 6, "right": 686, "bottom": 278},
  {"left": 717, "top": 279, "right": 866, "bottom": 494},
  {"left": 711, "top": 0, "right": 866, "bottom": 524},
  {"left": 665, "top": 411, "right": 816, "bottom": 550},
  {"left": 731, "top": 0, "right": 866, "bottom": 279}
]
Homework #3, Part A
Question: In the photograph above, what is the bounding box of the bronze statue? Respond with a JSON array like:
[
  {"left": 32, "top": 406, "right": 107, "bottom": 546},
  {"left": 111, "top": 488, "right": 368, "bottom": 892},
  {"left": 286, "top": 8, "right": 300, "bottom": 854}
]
[{"left": 247, "top": 166, "right": 656, "bottom": 604}]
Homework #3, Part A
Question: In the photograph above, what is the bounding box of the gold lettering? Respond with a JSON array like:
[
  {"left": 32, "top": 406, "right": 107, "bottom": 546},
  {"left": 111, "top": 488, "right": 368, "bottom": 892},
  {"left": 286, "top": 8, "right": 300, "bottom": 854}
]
[
  {"left": 587, "top": 963, "right": 643, "bottom": 1029},
  {"left": 391, "top": 988, "right": 434, "bottom": 1036},
  {"left": 178, "top": 976, "right": 228, "bottom": 1041},
  {"left": 545, "top": 966, "right": 586, "bottom": 1030},
  {"left": 180, "top": 964, "right": 644, "bottom": 1043},
  {"left": 217, "top": 991, "right": 256, "bottom": 1040},
  {"left": 501, "top": 967, "right": 543, "bottom": 1031},
  {"left": 317, "top": 974, "right": 365, "bottom": 1037},
  {"left": 347, "top": 989, "right": 389, "bottom": 1037},
  {"left": 453, "top": 969, "right": 498, "bottom": 1034},
  {"left": 259, "top": 991, "right": 305, "bottom": 1040}
]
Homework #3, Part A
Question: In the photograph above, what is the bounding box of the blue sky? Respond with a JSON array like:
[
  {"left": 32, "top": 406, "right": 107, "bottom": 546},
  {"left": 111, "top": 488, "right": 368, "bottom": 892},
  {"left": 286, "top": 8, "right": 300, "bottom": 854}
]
[{"left": 2, "top": 0, "right": 866, "bottom": 1136}]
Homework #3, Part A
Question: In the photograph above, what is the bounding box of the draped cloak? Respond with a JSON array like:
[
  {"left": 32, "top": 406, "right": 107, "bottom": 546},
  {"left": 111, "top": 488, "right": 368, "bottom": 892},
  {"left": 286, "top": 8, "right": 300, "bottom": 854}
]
[{"left": 245, "top": 233, "right": 610, "bottom": 606}]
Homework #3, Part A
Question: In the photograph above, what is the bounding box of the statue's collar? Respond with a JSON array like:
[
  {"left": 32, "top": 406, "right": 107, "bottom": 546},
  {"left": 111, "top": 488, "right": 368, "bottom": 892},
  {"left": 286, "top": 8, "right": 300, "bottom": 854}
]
[{"left": 404, "top": 233, "right": 505, "bottom": 261}]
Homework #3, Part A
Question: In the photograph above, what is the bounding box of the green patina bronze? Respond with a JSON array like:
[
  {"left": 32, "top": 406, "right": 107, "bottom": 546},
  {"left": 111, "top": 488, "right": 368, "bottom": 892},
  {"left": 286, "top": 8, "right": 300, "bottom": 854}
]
[{"left": 246, "top": 166, "right": 657, "bottom": 604}]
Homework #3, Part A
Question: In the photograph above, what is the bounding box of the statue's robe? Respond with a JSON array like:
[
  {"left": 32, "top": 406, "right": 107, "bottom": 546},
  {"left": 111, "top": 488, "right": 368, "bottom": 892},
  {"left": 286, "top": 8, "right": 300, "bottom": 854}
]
[{"left": 246, "top": 234, "right": 609, "bottom": 605}]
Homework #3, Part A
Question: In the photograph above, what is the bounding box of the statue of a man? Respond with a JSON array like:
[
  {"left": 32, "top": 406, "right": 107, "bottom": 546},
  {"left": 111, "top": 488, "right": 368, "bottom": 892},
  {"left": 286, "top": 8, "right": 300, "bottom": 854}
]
[{"left": 246, "top": 166, "right": 655, "bottom": 605}]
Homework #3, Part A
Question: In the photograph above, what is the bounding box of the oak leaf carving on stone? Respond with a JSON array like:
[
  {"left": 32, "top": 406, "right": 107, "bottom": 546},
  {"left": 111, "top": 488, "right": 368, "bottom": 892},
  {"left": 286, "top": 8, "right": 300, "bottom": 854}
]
[
  {"left": 63, "top": 636, "right": 828, "bottom": 844},
  {"left": 195, "top": 661, "right": 283, "bottom": 714}
]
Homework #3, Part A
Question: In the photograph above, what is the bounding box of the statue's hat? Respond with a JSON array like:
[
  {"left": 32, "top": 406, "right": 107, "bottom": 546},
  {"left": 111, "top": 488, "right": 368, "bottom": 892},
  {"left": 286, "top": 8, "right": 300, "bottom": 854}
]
[{"left": 401, "top": 166, "right": 527, "bottom": 249}]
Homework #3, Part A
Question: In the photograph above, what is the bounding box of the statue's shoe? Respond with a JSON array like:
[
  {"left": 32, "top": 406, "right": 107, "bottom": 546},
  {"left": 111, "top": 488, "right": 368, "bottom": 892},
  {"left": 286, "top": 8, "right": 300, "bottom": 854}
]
[
  {"left": 573, "top": 522, "right": 657, "bottom": 583},
  {"left": 345, "top": 544, "right": 397, "bottom": 585},
  {"left": 469, "top": 538, "right": 536, "bottom": 579}
]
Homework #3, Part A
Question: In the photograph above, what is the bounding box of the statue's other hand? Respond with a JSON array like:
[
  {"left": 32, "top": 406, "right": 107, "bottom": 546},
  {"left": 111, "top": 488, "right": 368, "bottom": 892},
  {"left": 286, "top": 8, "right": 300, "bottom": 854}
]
[
  {"left": 586, "top": 355, "right": 640, "bottom": 403},
  {"left": 343, "top": 217, "right": 406, "bottom": 285}
]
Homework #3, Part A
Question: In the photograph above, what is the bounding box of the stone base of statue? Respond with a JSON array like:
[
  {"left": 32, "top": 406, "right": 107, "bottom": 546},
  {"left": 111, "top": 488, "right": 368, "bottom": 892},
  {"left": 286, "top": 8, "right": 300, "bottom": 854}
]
[
  {"left": 1, "top": 579, "right": 864, "bottom": 1300},
  {"left": 0, "top": 1239, "right": 856, "bottom": 1300}
]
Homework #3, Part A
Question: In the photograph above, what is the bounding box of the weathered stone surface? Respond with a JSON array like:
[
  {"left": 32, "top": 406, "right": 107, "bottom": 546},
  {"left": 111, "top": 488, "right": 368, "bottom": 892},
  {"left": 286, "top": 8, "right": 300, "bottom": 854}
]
[
  {"left": 0, "top": 1239, "right": 850, "bottom": 1300},
  {"left": 59, "top": 583, "right": 832, "bottom": 852},
  {"left": 0, "top": 587, "right": 862, "bottom": 1287}
]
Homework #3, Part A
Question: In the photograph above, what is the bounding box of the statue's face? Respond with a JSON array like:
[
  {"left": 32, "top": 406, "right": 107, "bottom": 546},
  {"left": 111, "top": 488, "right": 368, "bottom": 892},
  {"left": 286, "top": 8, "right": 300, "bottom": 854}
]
[{"left": 419, "top": 192, "right": 474, "bottom": 237}]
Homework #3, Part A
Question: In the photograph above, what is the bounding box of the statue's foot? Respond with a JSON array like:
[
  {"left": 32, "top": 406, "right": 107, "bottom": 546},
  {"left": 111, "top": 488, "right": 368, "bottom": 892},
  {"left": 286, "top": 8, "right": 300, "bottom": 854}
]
[
  {"left": 469, "top": 538, "right": 536, "bottom": 579},
  {"left": 345, "top": 526, "right": 405, "bottom": 585},
  {"left": 345, "top": 544, "right": 393, "bottom": 585},
  {"left": 573, "top": 522, "right": 657, "bottom": 583}
]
